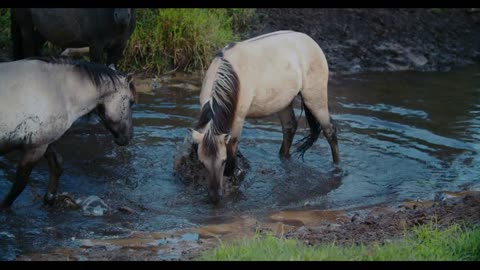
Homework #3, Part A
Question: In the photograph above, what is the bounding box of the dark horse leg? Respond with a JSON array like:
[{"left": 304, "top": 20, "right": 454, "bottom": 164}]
[
  {"left": 302, "top": 99, "right": 340, "bottom": 164},
  {"left": 106, "top": 43, "right": 127, "bottom": 68},
  {"left": 224, "top": 138, "right": 238, "bottom": 177},
  {"left": 278, "top": 101, "right": 298, "bottom": 158},
  {"left": 322, "top": 117, "right": 340, "bottom": 164},
  {"left": 43, "top": 145, "right": 63, "bottom": 205},
  {"left": 11, "top": 8, "right": 46, "bottom": 59},
  {"left": 0, "top": 145, "right": 48, "bottom": 209},
  {"left": 10, "top": 9, "right": 24, "bottom": 60},
  {"left": 89, "top": 41, "right": 105, "bottom": 64}
]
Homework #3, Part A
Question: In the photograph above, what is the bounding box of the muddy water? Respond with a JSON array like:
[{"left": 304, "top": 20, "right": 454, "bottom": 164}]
[{"left": 1, "top": 65, "right": 479, "bottom": 260}]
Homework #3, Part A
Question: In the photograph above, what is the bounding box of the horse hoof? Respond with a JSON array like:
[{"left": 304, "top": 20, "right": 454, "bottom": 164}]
[{"left": 43, "top": 193, "right": 57, "bottom": 206}]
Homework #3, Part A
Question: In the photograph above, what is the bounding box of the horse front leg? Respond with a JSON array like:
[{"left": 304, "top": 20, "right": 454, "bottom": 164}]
[
  {"left": 89, "top": 42, "right": 105, "bottom": 64},
  {"left": 224, "top": 137, "right": 239, "bottom": 177},
  {"left": 19, "top": 25, "right": 37, "bottom": 58},
  {"left": 43, "top": 145, "right": 63, "bottom": 206},
  {"left": 106, "top": 43, "right": 126, "bottom": 68},
  {"left": 0, "top": 145, "right": 48, "bottom": 209},
  {"left": 278, "top": 101, "right": 297, "bottom": 158}
]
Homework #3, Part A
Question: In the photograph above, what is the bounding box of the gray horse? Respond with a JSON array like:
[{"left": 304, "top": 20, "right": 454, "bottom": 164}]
[
  {"left": 11, "top": 8, "right": 135, "bottom": 67},
  {"left": 0, "top": 57, "right": 136, "bottom": 209}
]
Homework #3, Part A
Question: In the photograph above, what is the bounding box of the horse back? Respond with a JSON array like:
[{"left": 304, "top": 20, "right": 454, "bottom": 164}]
[
  {"left": 219, "top": 31, "right": 328, "bottom": 118},
  {"left": 29, "top": 8, "right": 133, "bottom": 47},
  {"left": 0, "top": 60, "right": 75, "bottom": 148},
  {"left": 0, "top": 61, "right": 67, "bottom": 127}
]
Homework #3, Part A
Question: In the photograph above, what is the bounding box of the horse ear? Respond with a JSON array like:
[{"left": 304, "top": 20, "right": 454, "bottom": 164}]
[
  {"left": 223, "top": 134, "right": 231, "bottom": 144},
  {"left": 189, "top": 128, "right": 204, "bottom": 144},
  {"left": 108, "top": 63, "right": 116, "bottom": 70}
]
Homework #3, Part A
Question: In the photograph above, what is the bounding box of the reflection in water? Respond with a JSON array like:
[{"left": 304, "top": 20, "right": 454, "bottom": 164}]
[{"left": 1, "top": 65, "right": 479, "bottom": 259}]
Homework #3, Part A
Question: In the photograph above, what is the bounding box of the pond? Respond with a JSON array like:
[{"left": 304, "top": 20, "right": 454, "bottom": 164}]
[{"left": 1, "top": 65, "right": 479, "bottom": 260}]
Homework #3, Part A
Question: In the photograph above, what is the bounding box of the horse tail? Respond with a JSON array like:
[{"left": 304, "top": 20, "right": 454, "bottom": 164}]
[
  {"left": 11, "top": 10, "right": 24, "bottom": 60},
  {"left": 294, "top": 93, "right": 322, "bottom": 160}
]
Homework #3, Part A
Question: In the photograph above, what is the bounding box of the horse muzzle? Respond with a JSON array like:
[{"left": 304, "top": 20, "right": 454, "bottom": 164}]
[
  {"left": 208, "top": 190, "right": 223, "bottom": 204},
  {"left": 208, "top": 175, "right": 224, "bottom": 204},
  {"left": 114, "top": 134, "right": 131, "bottom": 146}
]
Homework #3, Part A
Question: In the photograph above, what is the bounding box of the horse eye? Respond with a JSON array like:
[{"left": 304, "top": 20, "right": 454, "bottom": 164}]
[{"left": 222, "top": 160, "right": 226, "bottom": 165}]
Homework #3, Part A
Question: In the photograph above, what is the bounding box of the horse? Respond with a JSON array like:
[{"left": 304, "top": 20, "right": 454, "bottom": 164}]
[
  {"left": 0, "top": 57, "right": 136, "bottom": 209},
  {"left": 10, "top": 8, "right": 135, "bottom": 67},
  {"left": 189, "top": 30, "right": 340, "bottom": 203}
]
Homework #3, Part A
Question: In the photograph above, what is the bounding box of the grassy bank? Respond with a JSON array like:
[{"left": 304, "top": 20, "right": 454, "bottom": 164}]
[
  {"left": 200, "top": 223, "right": 480, "bottom": 261},
  {"left": 119, "top": 8, "right": 255, "bottom": 74},
  {"left": 0, "top": 8, "right": 255, "bottom": 73}
]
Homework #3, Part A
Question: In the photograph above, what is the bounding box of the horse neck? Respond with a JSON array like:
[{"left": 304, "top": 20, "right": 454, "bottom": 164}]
[{"left": 59, "top": 66, "right": 104, "bottom": 122}]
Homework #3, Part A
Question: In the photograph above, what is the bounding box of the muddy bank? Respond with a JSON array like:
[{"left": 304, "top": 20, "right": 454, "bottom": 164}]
[
  {"left": 285, "top": 190, "right": 480, "bottom": 247},
  {"left": 249, "top": 8, "right": 480, "bottom": 74},
  {"left": 16, "top": 189, "right": 480, "bottom": 260}
]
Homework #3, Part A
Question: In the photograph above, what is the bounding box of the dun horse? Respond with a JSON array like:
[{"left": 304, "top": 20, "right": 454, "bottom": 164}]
[
  {"left": 0, "top": 57, "right": 136, "bottom": 209},
  {"left": 190, "top": 31, "right": 340, "bottom": 203}
]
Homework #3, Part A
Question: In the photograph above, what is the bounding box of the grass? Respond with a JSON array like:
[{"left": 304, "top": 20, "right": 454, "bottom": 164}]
[
  {"left": 120, "top": 8, "right": 256, "bottom": 74},
  {"left": 0, "top": 8, "right": 256, "bottom": 74},
  {"left": 0, "top": 9, "right": 10, "bottom": 51},
  {"left": 200, "top": 223, "right": 480, "bottom": 261}
]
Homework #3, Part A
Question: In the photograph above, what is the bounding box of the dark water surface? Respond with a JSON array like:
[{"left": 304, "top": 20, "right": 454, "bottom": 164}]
[{"left": 1, "top": 65, "right": 479, "bottom": 260}]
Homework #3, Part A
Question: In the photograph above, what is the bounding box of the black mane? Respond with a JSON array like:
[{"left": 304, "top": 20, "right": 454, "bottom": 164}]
[
  {"left": 28, "top": 56, "right": 124, "bottom": 90},
  {"left": 195, "top": 58, "right": 240, "bottom": 157}
]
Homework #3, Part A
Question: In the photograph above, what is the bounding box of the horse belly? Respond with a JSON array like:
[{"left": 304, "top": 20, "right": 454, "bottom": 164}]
[
  {"left": 247, "top": 89, "right": 298, "bottom": 118},
  {"left": 0, "top": 114, "right": 68, "bottom": 148},
  {"left": 31, "top": 9, "right": 89, "bottom": 48},
  {"left": 244, "top": 70, "right": 301, "bottom": 118},
  {"left": 0, "top": 92, "right": 70, "bottom": 148}
]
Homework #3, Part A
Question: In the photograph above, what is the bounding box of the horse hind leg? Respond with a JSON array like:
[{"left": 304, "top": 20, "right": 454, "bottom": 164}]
[
  {"left": 0, "top": 145, "right": 48, "bottom": 209},
  {"left": 278, "top": 101, "right": 297, "bottom": 158},
  {"left": 43, "top": 145, "right": 63, "bottom": 206},
  {"left": 299, "top": 87, "right": 340, "bottom": 164},
  {"left": 11, "top": 12, "right": 24, "bottom": 60}
]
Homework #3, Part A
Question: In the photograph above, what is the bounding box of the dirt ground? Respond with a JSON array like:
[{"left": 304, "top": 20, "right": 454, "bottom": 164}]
[
  {"left": 249, "top": 8, "right": 480, "bottom": 74},
  {"left": 283, "top": 190, "right": 480, "bottom": 247}
]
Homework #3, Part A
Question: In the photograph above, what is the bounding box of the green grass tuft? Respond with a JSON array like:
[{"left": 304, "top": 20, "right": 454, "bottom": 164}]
[
  {"left": 200, "top": 223, "right": 480, "bottom": 261},
  {"left": 120, "top": 8, "right": 255, "bottom": 74}
]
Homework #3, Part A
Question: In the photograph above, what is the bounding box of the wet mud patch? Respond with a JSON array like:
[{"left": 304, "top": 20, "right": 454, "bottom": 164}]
[
  {"left": 172, "top": 134, "right": 250, "bottom": 198},
  {"left": 284, "top": 190, "right": 480, "bottom": 247}
]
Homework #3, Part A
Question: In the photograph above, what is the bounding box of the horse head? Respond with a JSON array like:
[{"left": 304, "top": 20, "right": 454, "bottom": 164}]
[
  {"left": 113, "top": 8, "right": 132, "bottom": 29},
  {"left": 97, "top": 71, "right": 136, "bottom": 146},
  {"left": 189, "top": 128, "right": 231, "bottom": 203}
]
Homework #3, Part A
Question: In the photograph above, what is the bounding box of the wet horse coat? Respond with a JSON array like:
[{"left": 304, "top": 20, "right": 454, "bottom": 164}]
[
  {"left": 190, "top": 30, "right": 340, "bottom": 202},
  {"left": 0, "top": 58, "right": 136, "bottom": 208}
]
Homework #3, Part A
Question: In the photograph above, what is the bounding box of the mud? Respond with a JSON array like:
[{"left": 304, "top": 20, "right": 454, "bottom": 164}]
[
  {"left": 16, "top": 189, "right": 480, "bottom": 261},
  {"left": 249, "top": 8, "right": 480, "bottom": 74},
  {"left": 285, "top": 190, "right": 480, "bottom": 246},
  {"left": 173, "top": 134, "right": 250, "bottom": 195}
]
